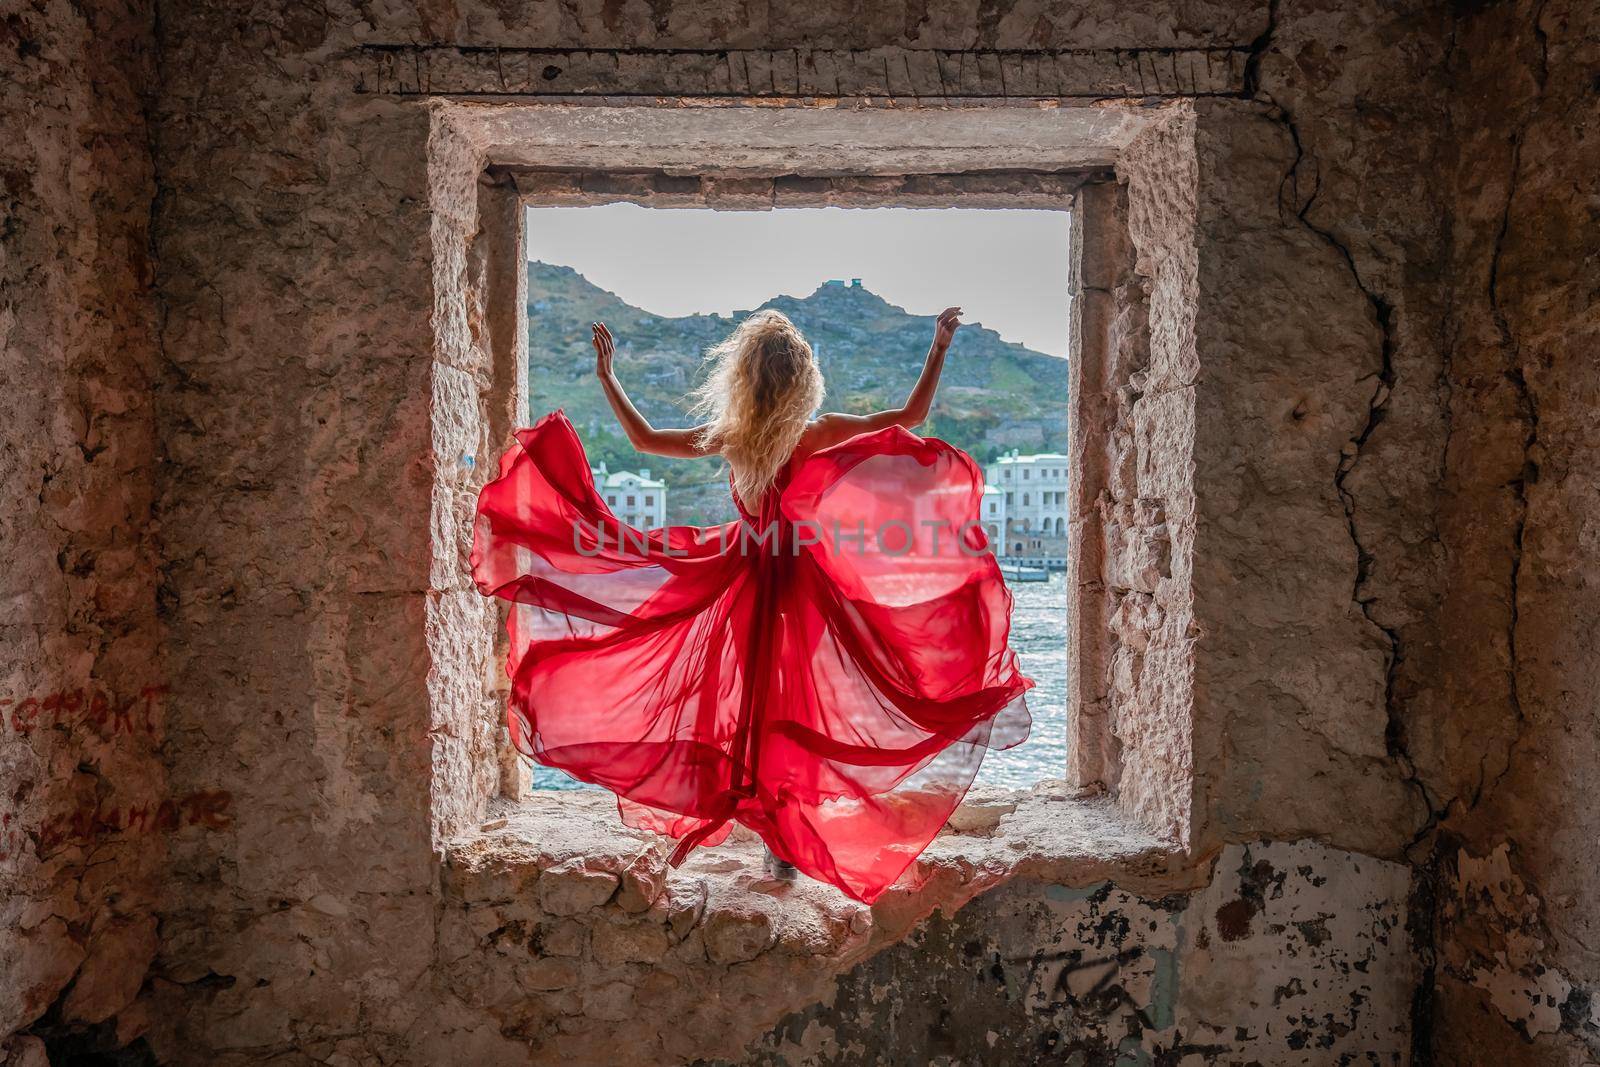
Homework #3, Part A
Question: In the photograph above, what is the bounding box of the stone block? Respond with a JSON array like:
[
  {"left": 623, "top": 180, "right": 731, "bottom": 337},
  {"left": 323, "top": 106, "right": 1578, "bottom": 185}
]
[
  {"left": 536, "top": 861, "right": 619, "bottom": 916},
  {"left": 61, "top": 916, "right": 158, "bottom": 1025},
  {"left": 616, "top": 851, "right": 667, "bottom": 913},
  {"left": 702, "top": 177, "right": 774, "bottom": 210},
  {"left": 539, "top": 920, "right": 590, "bottom": 958},
  {"left": 665, "top": 879, "right": 708, "bottom": 940},
  {"left": 944, "top": 791, "right": 1019, "bottom": 835},
  {"left": 2, "top": 1036, "right": 49, "bottom": 1067},
  {"left": 515, "top": 171, "right": 585, "bottom": 201},
  {"left": 703, "top": 908, "right": 774, "bottom": 965},
  {"left": 518, "top": 957, "right": 579, "bottom": 992},
  {"left": 592, "top": 920, "right": 672, "bottom": 965},
  {"left": 580, "top": 981, "right": 635, "bottom": 1023}
]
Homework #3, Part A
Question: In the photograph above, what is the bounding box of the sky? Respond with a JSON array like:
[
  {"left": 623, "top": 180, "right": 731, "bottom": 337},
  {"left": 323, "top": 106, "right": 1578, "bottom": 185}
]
[{"left": 525, "top": 203, "right": 1072, "bottom": 357}]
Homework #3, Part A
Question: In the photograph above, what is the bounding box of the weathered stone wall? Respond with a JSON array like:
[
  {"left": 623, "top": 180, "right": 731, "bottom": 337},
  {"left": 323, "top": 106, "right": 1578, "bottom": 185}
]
[
  {"left": 3, "top": 0, "right": 1597, "bottom": 1062},
  {"left": 1219, "top": 2, "right": 1600, "bottom": 1059},
  {"left": 146, "top": 21, "right": 446, "bottom": 1062},
  {"left": 1097, "top": 110, "right": 1202, "bottom": 846},
  {"left": 133, "top": 1, "right": 1449, "bottom": 1058},
  {"left": 738, "top": 839, "right": 1413, "bottom": 1065},
  {"left": 1069, "top": 0, "right": 1456, "bottom": 862},
  {"left": 429, "top": 791, "right": 1415, "bottom": 1065},
  {"left": 1427, "top": 0, "right": 1600, "bottom": 1061},
  {"left": 1186, "top": 86, "right": 1439, "bottom": 858},
  {"left": 0, "top": 1, "right": 167, "bottom": 1062}
]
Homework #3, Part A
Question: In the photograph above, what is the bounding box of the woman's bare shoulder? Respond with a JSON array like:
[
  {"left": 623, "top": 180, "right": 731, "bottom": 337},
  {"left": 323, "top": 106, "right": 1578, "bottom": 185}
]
[
  {"left": 801, "top": 411, "right": 905, "bottom": 455},
  {"left": 797, "top": 414, "right": 856, "bottom": 456}
]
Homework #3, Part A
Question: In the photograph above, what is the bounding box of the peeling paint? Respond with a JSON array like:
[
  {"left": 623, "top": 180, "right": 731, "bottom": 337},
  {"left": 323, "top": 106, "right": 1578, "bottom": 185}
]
[
  {"left": 738, "top": 842, "right": 1410, "bottom": 1065},
  {"left": 1439, "top": 843, "right": 1592, "bottom": 1045}
]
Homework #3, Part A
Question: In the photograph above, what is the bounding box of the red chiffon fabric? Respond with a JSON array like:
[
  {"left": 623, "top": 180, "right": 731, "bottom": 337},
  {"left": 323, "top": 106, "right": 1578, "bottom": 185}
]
[{"left": 471, "top": 411, "right": 1032, "bottom": 903}]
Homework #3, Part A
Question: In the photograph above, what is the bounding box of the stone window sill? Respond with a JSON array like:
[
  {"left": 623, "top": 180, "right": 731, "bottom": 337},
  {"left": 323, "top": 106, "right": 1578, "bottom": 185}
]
[{"left": 442, "top": 782, "right": 1182, "bottom": 966}]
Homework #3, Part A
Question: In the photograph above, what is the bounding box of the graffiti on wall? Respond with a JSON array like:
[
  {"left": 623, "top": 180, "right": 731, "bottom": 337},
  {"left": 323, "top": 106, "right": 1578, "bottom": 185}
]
[
  {"left": 0, "top": 681, "right": 231, "bottom": 862},
  {"left": 0, "top": 683, "right": 166, "bottom": 739},
  {"left": 1, "top": 790, "right": 233, "bottom": 862}
]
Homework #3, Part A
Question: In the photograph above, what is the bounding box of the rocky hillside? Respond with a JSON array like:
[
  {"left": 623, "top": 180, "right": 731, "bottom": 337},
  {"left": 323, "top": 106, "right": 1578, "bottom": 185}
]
[{"left": 527, "top": 261, "right": 1069, "bottom": 523}]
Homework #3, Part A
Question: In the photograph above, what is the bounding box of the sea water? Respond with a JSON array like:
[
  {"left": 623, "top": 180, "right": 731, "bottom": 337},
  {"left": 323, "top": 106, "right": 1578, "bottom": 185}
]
[
  {"left": 972, "top": 570, "right": 1069, "bottom": 788},
  {"left": 530, "top": 570, "right": 1071, "bottom": 792}
]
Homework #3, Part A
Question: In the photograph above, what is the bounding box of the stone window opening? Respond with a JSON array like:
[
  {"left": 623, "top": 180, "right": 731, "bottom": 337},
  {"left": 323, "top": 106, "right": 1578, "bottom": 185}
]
[
  {"left": 429, "top": 103, "right": 1197, "bottom": 920},
  {"left": 517, "top": 196, "right": 1071, "bottom": 794}
]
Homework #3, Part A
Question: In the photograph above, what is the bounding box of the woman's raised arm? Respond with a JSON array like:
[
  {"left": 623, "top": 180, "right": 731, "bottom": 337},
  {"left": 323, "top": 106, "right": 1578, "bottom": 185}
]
[
  {"left": 592, "top": 321, "right": 712, "bottom": 458},
  {"left": 805, "top": 306, "right": 961, "bottom": 451}
]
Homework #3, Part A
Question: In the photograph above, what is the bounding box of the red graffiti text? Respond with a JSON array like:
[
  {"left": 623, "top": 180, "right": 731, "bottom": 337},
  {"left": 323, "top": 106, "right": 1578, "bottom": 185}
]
[
  {"left": 0, "top": 790, "right": 235, "bottom": 860},
  {"left": 0, "top": 684, "right": 166, "bottom": 740}
]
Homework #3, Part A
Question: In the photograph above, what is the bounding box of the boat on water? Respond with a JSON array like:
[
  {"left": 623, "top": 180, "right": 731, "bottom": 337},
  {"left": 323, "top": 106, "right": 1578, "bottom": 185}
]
[{"left": 998, "top": 563, "right": 1050, "bottom": 583}]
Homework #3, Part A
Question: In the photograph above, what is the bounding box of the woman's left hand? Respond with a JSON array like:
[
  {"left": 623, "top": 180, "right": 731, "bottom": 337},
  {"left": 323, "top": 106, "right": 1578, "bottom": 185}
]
[
  {"left": 933, "top": 306, "right": 962, "bottom": 350},
  {"left": 592, "top": 322, "right": 616, "bottom": 378}
]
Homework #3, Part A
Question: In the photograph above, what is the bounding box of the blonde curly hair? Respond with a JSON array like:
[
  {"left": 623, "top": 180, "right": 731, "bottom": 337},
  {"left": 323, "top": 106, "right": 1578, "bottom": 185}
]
[{"left": 690, "top": 309, "right": 824, "bottom": 507}]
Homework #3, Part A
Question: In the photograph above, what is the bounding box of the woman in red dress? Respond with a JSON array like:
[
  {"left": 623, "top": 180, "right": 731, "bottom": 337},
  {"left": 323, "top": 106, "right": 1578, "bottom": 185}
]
[{"left": 471, "top": 306, "right": 1033, "bottom": 903}]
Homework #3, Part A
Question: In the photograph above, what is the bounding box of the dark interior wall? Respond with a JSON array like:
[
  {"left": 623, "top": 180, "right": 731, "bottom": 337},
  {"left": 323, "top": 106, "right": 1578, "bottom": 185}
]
[
  {"left": 145, "top": 6, "right": 445, "bottom": 1060},
  {"left": 1222, "top": 0, "right": 1457, "bottom": 851},
  {"left": 1430, "top": 1, "right": 1600, "bottom": 1061},
  {"left": 1185, "top": 0, "right": 1458, "bottom": 856},
  {"left": 0, "top": 0, "right": 166, "bottom": 1059}
]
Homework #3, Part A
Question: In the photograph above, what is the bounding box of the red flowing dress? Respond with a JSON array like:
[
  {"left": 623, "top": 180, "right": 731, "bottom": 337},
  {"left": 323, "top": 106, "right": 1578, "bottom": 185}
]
[{"left": 471, "top": 411, "right": 1033, "bottom": 903}]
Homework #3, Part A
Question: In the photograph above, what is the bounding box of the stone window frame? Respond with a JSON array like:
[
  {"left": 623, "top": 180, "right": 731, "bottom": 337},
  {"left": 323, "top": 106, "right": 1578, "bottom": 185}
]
[{"left": 427, "top": 101, "right": 1195, "bottom": 871}]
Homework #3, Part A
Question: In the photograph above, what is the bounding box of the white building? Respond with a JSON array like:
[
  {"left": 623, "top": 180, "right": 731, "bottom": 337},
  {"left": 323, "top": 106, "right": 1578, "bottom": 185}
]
[
  {"left": 988, "top": 450, "right": 1069, "bottom": 563},
  {"left": 981, "top": 484, "right": 1007, "bottom": 558},
  {"left": 592, "top": 463, "right": 668, "bottom": 529}
]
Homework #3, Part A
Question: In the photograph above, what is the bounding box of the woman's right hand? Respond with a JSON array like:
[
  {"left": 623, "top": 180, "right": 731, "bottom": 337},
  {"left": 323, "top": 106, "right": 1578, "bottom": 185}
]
[
  {"left": 592, "top": 321, "right": 615, "bottom": 378},
  {"left": 933, "top": 306, "right": 962, "bottom": 350}
]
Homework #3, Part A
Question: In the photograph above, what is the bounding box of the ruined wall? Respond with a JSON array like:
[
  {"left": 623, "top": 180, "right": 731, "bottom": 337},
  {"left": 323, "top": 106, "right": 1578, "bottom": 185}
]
[
  {"left": 1220, "top": 0, "right": 1600, "bottom": 1057},
  {"left": 1185, "top": 2, "right": 1458, "bottom": 862},
  {"left": 1185, "top": 90, "right": 1436, "bottom": 857},
  {"left": 134, "top": 0, "right": 1466, "bottom": 1063},
  {"left": 3, "top": 0, "right": 1592, "bottom": 1062},
  {"left": 1067, "top": 0, "right": 1455, "bottom": 861},
  {"left": 146, "top": 14, "right": 446, "bottom": 1061},
  {"left": 739, "top": 840, "right": 1413, "bottom": 1065},
  {"left": 435, "top": 792, "right": 1413, "bottom": 1066},
  {"left": 0, "top": 0, "right": 166, "bottom": 1061},
  {"left": 1429, "top": 0, "right": 1600, "bottom": 1060}
]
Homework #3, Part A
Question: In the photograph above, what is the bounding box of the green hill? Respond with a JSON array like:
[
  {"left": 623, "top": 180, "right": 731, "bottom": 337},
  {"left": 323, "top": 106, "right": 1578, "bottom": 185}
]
[{"left": 527, "top": 261, "right": 1069, "bottom": 524}]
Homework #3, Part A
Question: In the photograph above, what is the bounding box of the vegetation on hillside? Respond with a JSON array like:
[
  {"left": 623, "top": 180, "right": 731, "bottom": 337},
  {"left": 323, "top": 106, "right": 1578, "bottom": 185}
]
[{"left": 527, "top": 261, "right": 1069, "bottom": 523}]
